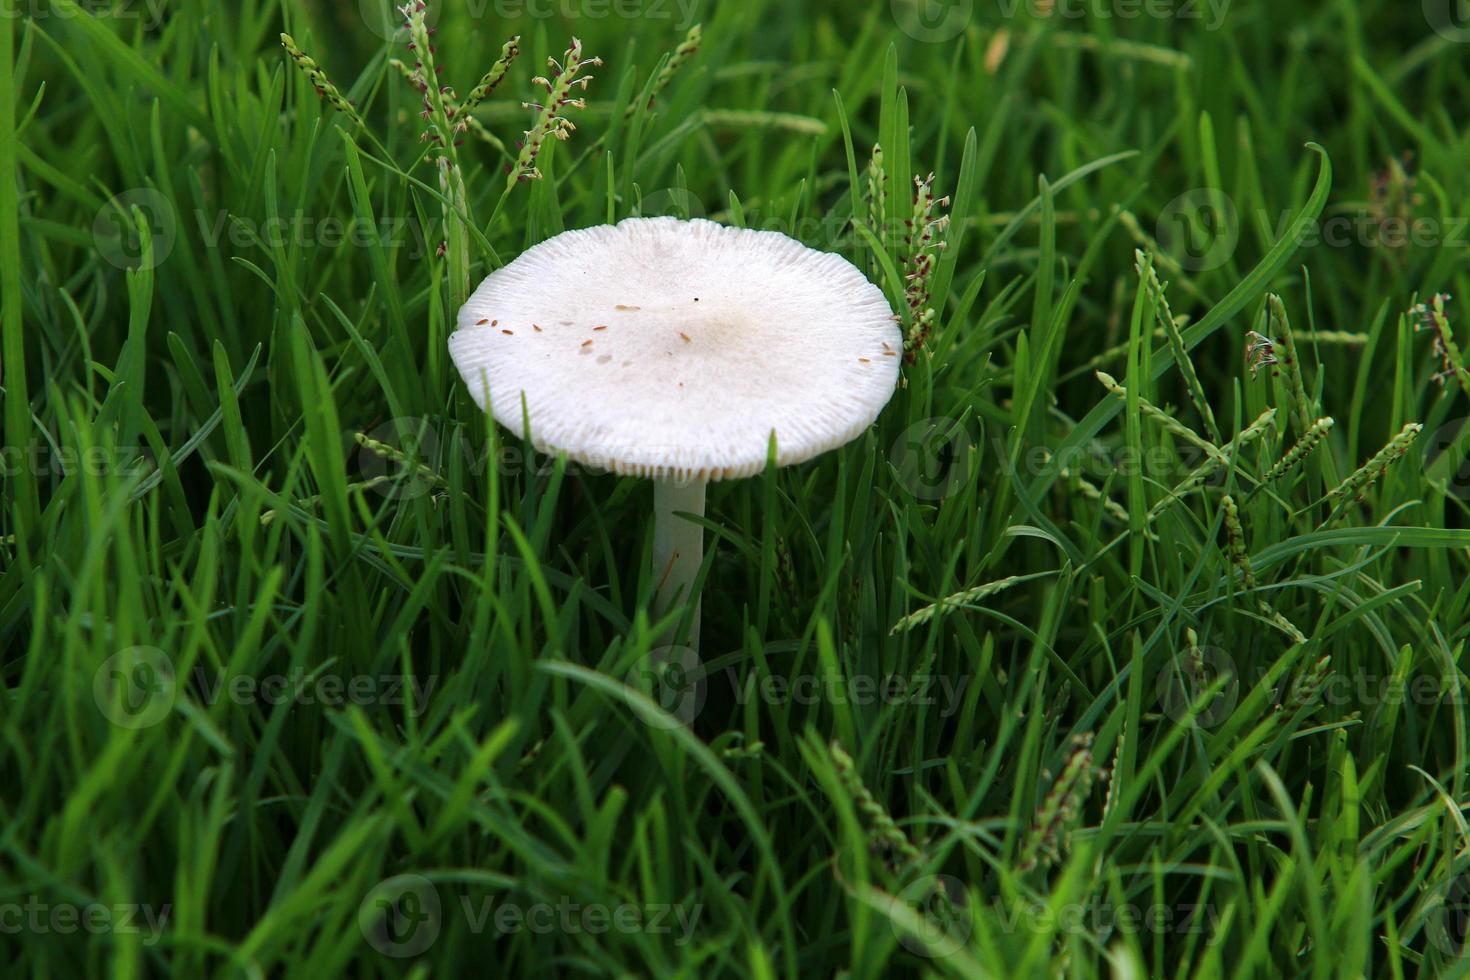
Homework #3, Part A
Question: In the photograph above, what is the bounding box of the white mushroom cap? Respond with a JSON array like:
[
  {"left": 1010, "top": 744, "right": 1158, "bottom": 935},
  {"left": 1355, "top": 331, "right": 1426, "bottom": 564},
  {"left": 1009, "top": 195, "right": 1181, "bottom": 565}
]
[{"left": 449, "top": 217, "right": 902, "bottom": 481}]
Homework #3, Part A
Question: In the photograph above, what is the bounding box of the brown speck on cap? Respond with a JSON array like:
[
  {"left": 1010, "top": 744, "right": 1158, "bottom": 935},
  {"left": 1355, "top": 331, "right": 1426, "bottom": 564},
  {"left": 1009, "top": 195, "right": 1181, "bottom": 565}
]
[
  {"left": 859, "top": 357, "right": 871, "bottom": 363},
  {"left": 502, "top": 329, "right": 514, "bottom": 336},
  {"left": 476, "top": 319, "right": 489, "bottom": 325},
  {"left": 593, "top": 325, "right": 608, "bottom": 331},
  {"left": 679, "top": 332, "right": 691, "bottom": 343},
  {"left": 581, "top": 340, "right": 594, "bottom": 347},
  {"left": 492, "top": 320, "right": 499, "bottom": 326},
  {"left": 615, "top": 304, "right": 641, "bottom": 312},
  {"left": 883, "top": 350, "right": 897, "bottom": 357},
  {"left": 533, "top": 324, "right": 543, "bottom": 332}
]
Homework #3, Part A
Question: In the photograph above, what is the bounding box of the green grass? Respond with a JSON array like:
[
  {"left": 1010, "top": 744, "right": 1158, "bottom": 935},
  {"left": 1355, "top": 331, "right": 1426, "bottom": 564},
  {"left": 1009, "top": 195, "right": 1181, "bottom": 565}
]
[{"left": 4, "top": 0, "right": 1470, "bottom": 975}]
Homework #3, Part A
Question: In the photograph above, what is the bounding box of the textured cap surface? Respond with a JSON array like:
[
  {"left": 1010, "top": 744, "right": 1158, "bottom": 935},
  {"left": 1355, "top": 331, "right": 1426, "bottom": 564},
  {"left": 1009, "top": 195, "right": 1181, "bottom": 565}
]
[{"left": 449, "top": 217, "right": 902, "bottom": 481}]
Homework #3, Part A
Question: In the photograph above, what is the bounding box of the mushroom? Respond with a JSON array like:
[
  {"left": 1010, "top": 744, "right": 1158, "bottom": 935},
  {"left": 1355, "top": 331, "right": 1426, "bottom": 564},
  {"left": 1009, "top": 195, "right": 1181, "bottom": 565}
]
[{"left": 448, "top": 217, "right": 902, "bottom": 649}]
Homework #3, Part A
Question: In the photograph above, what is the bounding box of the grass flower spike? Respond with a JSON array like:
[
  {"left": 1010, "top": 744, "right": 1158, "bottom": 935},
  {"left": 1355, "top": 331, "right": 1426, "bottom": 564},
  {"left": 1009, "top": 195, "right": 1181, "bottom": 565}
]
[
  {"left": 395, "top": 2, "right": 529, "bottom": 304},
  {"left": 510, "top": 38, "right": 602, "bottom": 185},
  {"left": 1268, "top": 294, "right": 1314, "bottom": 436},
  {"left": 1261, "top": 416, "right": 1334, "bottom": 484},
  {"left": 630, "top": 24, "right": 702, "bottom": 115},
  {"left": 1327, "top": 421, "right": 1423, "bottom": 509},
  {"left": 1019, "top": 733, "right": 1097, "bottom": 873},
  {"left": 460, "top": 36, "right": 522, "bottom": 118},
  {"left": 829, "top": 740, "right": 923, "bottom": 868},
  {"left": 1137, "top": 249, "right": 1220, "bottom": 441},
  {"left": 1245, "top": 329, "right": 1278, "bottom": 379},
  {"left": 1096, "top": 370, "right": 1227, "bottom": 466},
  {"left": 902, "top": 173, "right": 950, "bottom": 360},
  {"left": 865, "top": 144, "right": 887, "bottom": 275},
  {"left": 280, "top": 33, "right": 363, "bottom": 127},
  {"left": 1412, "top": 293, "right": 1470, "bottom": 398}
]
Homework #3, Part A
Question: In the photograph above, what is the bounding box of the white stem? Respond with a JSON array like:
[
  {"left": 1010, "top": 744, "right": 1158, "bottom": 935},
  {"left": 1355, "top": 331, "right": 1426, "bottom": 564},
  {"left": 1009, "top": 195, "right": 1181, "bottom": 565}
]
[{"left": 652, "top": 477, "right": 706, "bottom": 650}]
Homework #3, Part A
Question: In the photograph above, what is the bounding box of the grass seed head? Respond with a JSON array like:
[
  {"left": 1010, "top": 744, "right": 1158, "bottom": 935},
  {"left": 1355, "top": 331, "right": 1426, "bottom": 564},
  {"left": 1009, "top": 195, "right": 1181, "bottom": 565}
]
[{"left": 280, "top": 34, "right": 364, "bottom": 127}]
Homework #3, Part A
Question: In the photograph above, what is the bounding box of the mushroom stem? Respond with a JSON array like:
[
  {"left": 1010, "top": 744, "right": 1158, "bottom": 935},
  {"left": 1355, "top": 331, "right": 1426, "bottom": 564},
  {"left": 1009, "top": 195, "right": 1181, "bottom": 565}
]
[{"left": 652, "top": 477, "right": 706, "bottom": 649}]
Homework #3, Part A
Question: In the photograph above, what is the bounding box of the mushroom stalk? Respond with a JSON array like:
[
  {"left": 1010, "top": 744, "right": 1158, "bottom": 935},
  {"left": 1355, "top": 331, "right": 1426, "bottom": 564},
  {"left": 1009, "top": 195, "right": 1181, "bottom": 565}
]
[{"left": 652, "top": 477, "right": 706, "bottom": 648}]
